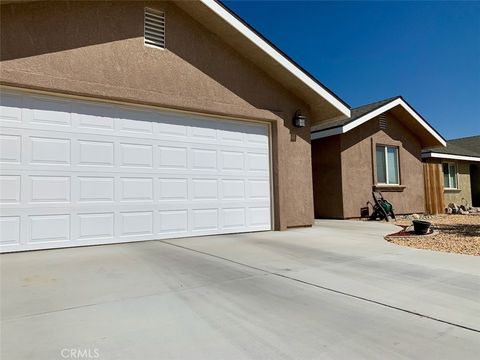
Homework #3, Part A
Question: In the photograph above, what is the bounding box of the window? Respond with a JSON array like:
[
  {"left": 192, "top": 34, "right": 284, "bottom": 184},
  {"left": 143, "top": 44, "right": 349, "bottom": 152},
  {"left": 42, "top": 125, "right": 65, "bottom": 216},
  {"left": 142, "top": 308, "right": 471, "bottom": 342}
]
[
  {"left": 442, "top": 162, "right": 457, "bottom": 189},
  {"left": 376, "top": 145, "right": 399, "bottom": 185},
  {"left": 144, "top": 8, "right": 165, "bottom": 49}
]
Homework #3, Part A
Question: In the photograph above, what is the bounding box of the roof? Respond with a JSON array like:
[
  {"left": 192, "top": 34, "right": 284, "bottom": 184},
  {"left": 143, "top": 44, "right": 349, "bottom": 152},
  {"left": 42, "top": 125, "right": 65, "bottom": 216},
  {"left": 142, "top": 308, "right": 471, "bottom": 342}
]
[
  {"left": 175, "top": 0, "right": 351, "bottom": 121},
  {"left": 311, "top": 96, "right": 399, "bottom": 133},
  {"left": 310, "top": 96, "right": 446, "bottom": 148},
  {"left": 422, "top": 135, "right": 480, "bottom": 162}
]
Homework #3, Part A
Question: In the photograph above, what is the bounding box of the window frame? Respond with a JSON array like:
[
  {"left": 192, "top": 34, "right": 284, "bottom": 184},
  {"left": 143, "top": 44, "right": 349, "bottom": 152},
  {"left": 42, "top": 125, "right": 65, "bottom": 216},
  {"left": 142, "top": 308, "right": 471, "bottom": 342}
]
[
  {"left": 375, "top": 144, "right": 400, "bottom": 185},
  {"left": 442, "top": 161, "right": 458, "bottom": 190}
]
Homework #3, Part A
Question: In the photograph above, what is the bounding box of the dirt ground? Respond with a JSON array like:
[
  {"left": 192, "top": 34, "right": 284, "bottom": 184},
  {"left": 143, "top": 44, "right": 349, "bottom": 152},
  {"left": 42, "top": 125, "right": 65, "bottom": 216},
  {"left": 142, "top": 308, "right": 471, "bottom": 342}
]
[{"left": 387, "top": 214, "right": 480, "bottom": 256}]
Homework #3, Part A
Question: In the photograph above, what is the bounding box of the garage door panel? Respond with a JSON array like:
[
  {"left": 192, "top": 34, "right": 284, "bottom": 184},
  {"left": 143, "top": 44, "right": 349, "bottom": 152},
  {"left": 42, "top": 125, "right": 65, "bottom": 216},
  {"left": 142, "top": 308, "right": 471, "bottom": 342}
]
[
  {"left": 222, "top": 208, "right": 246, "bottom": 229},
  {"left": 119, "top": 143, "right": 153, "bottom": 168},
  {"left": 192, "top": 208, "right": 218, "bottom": 232},
  {"left": 0, "top": 134, "right": 22, "bottom": 163},
  {"left": 29, "top": 136, "right": 70, "bottom": 165},
  {"left": 24, "top": 96, "right": 72, "bottom": 127},
  {"left": 78, "top": 212, "right": 115, "bottom": 241},
  {"left": 78, "top": 140, "right": 115, "bottom": 167},
  {"left": 191, "top": 148, "right": 217, "bottom": 170},
  {"left": 158, "top": 210, "right": 188, "bottom": 234},
  {"left": 0, "top": 175, "right": 21, "bottom": 204},
  {"left": 78, "top": 177, "right": 115, "bottom": 202},
  {"left": 29, "top": 176, "right": 71, "bottom": 203},
  {"left": 158, "top": 146, "right": 188, "bottom": 169},
  {"left": 0, "top": 216, "right": 21, "bottom": 245},
  {"left": 29, "top": 214, "right": 70, "bottom": 243},
  {"left": 0, "top": 90, "right": 271, "bottom": 252},
  {"left": 120, "top": 177, "right": 154, "bottom": 202},
  {"left": 73, "top": 102, "right": 116, "bottom": 131},
  {"left": 0, "top": 93, "right": 23, "bottom": 123},
  {"left": 156, "top": 119, "right": 188, "bottom": 138},
  {"left": 158, "top": 178, "right": 188, "bottom": 201}
]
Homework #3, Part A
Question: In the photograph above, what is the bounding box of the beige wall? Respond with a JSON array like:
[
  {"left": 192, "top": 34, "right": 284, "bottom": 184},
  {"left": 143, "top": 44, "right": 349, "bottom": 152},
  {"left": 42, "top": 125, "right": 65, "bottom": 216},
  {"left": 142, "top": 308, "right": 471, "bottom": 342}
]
[
  {"left": 444, "top": 162, "right": 472, "bottom": 207},
  {"left": 426, "top": 158, "right": 474, "bottom": 207},
  {"left": 312, "top": 112, "right": 426, "bottom": 218},
  {"left": 0, "top": 0, "right": 315, "bottom": 229}
]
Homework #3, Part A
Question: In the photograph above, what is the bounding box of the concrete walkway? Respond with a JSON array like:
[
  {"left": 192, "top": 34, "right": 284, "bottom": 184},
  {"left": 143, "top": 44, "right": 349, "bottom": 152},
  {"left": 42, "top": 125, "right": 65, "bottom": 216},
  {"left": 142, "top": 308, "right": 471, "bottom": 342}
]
[{"left": 1, "top": 220, "right": 479, "bottom": 359}]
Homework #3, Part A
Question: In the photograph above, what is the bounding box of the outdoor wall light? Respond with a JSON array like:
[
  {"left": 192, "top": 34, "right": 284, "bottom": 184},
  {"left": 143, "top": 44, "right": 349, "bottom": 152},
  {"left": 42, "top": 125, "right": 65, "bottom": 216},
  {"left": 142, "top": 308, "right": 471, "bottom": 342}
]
[{"left": 293, "top": 110, "right": 306, "bottom": 128}]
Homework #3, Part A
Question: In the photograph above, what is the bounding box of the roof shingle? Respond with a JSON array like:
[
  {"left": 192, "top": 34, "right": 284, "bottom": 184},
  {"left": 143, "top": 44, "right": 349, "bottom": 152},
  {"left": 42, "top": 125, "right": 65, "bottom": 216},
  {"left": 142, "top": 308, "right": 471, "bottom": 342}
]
[
  {"left": 425, "top": 135, "right": 480, "bottom": 157},
  {"left": 311, "top": 96, "right": 400, "bottom": 133}
]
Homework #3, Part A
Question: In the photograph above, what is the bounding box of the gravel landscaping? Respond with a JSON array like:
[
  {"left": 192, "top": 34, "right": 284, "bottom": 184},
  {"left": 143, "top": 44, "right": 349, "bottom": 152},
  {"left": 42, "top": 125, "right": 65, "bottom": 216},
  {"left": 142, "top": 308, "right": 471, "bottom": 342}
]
[{"left": 386, "top": 214, "right": 480, "bottom": 256}]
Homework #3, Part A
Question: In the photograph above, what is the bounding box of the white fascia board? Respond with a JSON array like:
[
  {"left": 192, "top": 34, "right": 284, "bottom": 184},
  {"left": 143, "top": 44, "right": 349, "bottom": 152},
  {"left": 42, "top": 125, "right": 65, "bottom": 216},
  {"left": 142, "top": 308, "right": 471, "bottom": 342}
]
[
  {"left": 311, "top": 98, "right": 447, "bottom": 147},
  {"left": 421, "top": 152, "right": 480, "bottom": 162},
  {"left": 395, "top": 98, "right": 447, "bottom": 147},
  {"left": 200, "top": 0, "right": 351, "bottom": 117}
]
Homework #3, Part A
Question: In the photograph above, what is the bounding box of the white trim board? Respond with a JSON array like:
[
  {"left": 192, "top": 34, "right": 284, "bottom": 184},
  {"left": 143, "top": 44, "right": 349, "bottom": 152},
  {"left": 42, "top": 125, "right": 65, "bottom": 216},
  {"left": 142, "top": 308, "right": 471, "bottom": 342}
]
[
  {"left": 199, "top": 0, "right": 350, "bottom": 118},
  {"left": 422, "top": 152, "right": 480, "bottom": 162},
  {"left": 310, "top": 97, "right": 446, "bottom": 147}
]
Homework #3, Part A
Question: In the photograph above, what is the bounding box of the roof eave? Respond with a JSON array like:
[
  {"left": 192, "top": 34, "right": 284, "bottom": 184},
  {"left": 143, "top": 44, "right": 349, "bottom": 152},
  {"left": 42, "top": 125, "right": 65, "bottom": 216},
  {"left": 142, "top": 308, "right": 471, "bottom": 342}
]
[
  {"left": 311, "top": 97, "right": 446, "bottom": 148},
  {"left": 422, "top": 152, "right": 480, "bottom": 162},
  {"left": 197, "top": 0, "right": 351, "bottom": 118}
]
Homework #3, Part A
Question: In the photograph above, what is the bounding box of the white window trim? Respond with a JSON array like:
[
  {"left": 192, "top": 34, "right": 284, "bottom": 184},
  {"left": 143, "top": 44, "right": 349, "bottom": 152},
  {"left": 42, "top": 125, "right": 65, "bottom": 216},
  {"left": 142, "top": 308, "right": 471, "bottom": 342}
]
[
  {"left": 443, "top": 161, "right": 458, "bottom": 190},
  {"left": 376, "top": 145, "right": 400, "bottom": 185}
]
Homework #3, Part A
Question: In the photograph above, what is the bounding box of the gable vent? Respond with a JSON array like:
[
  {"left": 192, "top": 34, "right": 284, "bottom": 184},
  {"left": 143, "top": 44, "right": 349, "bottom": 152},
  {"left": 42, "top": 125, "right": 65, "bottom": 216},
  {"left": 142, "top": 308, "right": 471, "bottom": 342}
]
[
  {"left": 379, "top": 114, "right": 387, "bottom": 130},
  {"left": 144, "top": 8, "right": 165, "bottom": 49}
]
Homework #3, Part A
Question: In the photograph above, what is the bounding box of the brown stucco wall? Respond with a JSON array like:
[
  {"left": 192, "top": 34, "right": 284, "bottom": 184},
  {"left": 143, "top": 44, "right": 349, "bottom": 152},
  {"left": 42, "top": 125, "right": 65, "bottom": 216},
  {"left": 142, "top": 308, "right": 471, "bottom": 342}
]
[
  {"left": 312, "top": 112, "right": 426, "bottom": 219},
  {"left": 0, "top": 0, "right": 315, "bottom": 229},
  {"left": 311, "top": 136, "right": 344, "bottom": 218},
  {"left": 340, "top": 113, "right": 425, "bottom": 218}
]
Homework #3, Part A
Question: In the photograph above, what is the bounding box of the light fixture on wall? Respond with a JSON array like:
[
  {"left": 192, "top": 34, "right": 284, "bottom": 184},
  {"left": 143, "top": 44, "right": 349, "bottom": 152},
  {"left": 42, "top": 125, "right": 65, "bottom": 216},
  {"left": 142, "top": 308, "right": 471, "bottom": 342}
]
[{"left": 293, "top": 110, "right": 306, "bottom": 128}]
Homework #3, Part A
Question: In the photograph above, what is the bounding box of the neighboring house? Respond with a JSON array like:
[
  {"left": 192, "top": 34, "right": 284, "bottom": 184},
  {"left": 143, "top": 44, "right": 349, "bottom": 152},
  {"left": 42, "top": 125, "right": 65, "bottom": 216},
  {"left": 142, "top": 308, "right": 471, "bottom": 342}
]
[
  {"left": 422, "top": 136, "right": 480, "bottom": 209},
  {"left": 0, "top": 0, "right": 351, "bottom": 252},
  {"left": 311, "top": 96, "right": 446, "bottom": 219}
]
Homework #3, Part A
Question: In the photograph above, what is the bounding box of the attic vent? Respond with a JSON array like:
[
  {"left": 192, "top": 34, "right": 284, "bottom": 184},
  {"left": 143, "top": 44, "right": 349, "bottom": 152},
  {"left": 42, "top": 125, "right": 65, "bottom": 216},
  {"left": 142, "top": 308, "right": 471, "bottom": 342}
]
[
  {"left": 379, "top": 114, "right": 387, "bottom": 130},
  {"left": 144, "top": 8, "right": 165, "bottom": 49}
]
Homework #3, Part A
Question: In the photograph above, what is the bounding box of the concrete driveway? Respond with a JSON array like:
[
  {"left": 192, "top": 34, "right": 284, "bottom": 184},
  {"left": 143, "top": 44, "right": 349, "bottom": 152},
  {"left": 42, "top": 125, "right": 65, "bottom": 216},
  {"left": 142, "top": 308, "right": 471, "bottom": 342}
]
[{"left": 1, "top": 220, "right": 479, "bottom": 359}]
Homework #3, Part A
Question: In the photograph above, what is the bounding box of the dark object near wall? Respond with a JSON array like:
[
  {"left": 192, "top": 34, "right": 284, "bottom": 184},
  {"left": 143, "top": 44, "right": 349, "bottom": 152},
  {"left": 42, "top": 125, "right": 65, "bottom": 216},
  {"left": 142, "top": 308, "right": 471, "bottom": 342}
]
[
  {"left": 360, "top": 207, "right": 369, "bottom": 218},
  {"left": 369, "top": 191, "right": 396, "bottom": 221},
  {"left": 412, "top": 220, "right": 431, "bottom": 235}
]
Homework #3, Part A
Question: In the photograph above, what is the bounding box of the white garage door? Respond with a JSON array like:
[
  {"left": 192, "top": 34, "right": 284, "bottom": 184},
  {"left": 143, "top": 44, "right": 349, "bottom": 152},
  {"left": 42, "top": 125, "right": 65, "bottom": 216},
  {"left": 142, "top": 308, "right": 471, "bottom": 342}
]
[{"left": 0, "top": 90, "right": 271, "bottom": 252}]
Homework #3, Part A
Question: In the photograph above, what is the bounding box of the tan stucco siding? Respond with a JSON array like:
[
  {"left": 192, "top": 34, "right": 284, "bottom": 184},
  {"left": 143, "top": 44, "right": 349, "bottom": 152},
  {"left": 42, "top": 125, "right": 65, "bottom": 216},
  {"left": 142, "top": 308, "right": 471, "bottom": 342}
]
[
  {"left": 339, "top": 112, "right": 425, "bottom": 218},
  {"left": 444, "top": 161, "right": 473, "bottom": 206},
  {"left": 424, "top": 158, "right": 475, "bottom": 207},
  {"left": 0, "top": 0, "right": 314, "bottom": 229}
]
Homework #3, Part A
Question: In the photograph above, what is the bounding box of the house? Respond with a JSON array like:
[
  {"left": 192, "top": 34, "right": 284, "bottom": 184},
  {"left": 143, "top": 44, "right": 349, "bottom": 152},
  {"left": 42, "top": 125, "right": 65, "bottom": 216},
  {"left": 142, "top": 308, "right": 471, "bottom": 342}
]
[
  {"left": 422, "top": 136, "right": 480, "bottom": 210},
  {"left": 311, "top": 96, "right": 446, "bottom": 219},
  {"left": 0, "top": 0, "right": 352, "bottom": 252}
]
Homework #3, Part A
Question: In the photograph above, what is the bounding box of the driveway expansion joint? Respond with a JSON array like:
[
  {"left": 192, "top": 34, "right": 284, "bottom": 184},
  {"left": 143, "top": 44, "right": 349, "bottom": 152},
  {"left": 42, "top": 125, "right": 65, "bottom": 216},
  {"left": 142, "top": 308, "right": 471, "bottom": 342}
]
[{"left": 161, "top": 239, "right": 480, "bottom": 334}]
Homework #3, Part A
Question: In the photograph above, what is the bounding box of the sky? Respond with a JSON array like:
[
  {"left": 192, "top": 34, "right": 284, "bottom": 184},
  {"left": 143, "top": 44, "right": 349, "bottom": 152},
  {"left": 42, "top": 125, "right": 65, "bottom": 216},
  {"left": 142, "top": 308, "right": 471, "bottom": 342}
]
[{"left": 223, "top": 1, "right": 480, "bottom": 140}]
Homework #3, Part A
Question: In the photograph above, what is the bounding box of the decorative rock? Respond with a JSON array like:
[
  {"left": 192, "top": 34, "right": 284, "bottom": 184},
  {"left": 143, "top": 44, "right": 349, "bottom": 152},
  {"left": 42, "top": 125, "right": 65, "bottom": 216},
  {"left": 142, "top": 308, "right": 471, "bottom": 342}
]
[
  {"left": 446, "top": 207, "right": 453, "bottom": 214},
  {"left": 460, "top": 205, "right": 468, "bottom": 211},
  {"left": 448, "top": 203, "right": 459, "bottom": 213},
  {"left": 412, "top": 213, "right": 420, "bottom": 219}
]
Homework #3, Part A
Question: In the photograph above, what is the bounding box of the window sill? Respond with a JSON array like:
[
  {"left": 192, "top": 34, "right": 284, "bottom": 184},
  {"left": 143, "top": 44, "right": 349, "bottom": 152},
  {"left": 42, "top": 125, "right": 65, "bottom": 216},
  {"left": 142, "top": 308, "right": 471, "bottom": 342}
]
[
  {"left": 444, "top": 188, "right": 461, "bottom": 192},
  {"left": 373, "top": 185, "right": 406, "bottom": 192}
]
